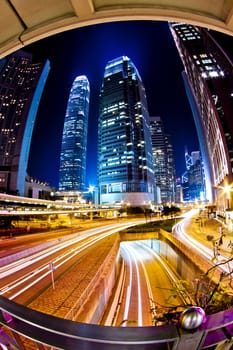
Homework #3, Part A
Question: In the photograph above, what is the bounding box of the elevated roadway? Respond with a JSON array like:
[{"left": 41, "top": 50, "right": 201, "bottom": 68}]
[{"left": 0, "top": 192, "right": 117, "bottom": 216}]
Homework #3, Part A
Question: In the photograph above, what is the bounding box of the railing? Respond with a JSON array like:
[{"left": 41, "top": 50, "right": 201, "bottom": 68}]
[{"left": 0, "top": 296, "right": 233, "bottom": 350}]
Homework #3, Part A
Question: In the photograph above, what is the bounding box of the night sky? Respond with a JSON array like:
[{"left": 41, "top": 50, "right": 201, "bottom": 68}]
[{"left": 25, "top": 21, "right": 232, "bottom": 190}]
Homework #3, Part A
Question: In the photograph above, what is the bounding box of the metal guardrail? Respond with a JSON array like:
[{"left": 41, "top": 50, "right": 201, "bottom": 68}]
[{"left": 0, "top": 296, "right": 233, "bottom": 349}]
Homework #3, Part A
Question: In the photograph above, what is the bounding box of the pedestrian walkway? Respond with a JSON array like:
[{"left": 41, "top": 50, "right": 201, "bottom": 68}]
[{"left": 183, "top": 209, "right": 233, "bottom": 259}]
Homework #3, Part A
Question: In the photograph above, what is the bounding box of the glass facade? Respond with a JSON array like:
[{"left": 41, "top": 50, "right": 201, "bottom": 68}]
[
  {"left": 0, "top": 50, "right": 50, "bottom": 196},
  {"left": 59, "top": 75, "right": 90, "bottom": 192},
  {"left": 150, "top": 116, "right": 176, "bottom": 204},
  {"left": 169, "top": 23, "right": 233, "bottom": 204},
  {"left": 98, "top": 56, "right": 155, "bottom": 206},
  {"left": 182, "top": 150, "right": 206, "bottom": 201}
]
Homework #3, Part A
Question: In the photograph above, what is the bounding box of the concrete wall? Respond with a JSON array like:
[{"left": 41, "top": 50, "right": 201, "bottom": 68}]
[{"left": 74, "top": 238, "right": 121, "bottom": 323}]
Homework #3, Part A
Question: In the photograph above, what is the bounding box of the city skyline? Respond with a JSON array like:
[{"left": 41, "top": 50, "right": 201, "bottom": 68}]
[{"left": 25, "top": 21, "right": 233, "bottom": 190}]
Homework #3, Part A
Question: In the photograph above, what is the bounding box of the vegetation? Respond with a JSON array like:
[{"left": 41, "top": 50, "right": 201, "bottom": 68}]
[
  {"left": 151, "top": 259, "right": 233, "bottom": 326},
  {"left": 119, "top": 205, "right": 181, "bottom": 217},
  {"left": 123, "top": 212, "right": 233, "bottom": 326},
  {"left": 150, "top": 227, "right": 233, "bottom": 326},
  {"left": 122, "top": 218, "right": 177, "bottom": 233}
]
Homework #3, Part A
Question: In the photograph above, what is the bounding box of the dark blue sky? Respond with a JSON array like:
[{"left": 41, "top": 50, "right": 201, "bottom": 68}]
[{"left": 25, "top": 21, "right": 232, "bottom": 190}]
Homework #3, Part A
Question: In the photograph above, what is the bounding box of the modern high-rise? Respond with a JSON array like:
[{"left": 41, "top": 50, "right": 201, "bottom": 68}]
[
  {"left": 0, "top": 50, "right": 50, "bottom": 196},
  {"left": 98, "top": 56, "right": 155, "bottom": 206},
  {"left": 59, "top": 75, "right": 90, "bottom": 192},
  {"left": 169, "top": 23, "right": 233, "bottom": 210},
  {"left": 150, "top": 116, "right": 176, "bottom": 204},
  {"left": 182, "top": 149, "right": 206, "bottom": 202},
  {"left": 166, "top": 133, "right": 176, "bottom": 203}
]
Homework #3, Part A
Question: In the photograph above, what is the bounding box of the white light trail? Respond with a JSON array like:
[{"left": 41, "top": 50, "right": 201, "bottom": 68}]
[
  {"left": 137, "top": 242, "right": 180, "bottom": 284},
  {"left": 174, "top": 220, "right": 213, "bottom": 260},
  {"left": 121, "top": 243, "right": 143, "bottom": 326},
  {"left": 173, "top": 211, "right": 232, "bottom": 274},
  {"left": 120, "top": 245, "right": 132, "bottom": 327},
  {"left": 127, "top": 243, "right": 154, "bottom": 323},
  {"left": 1, "top": 222, "right": 140, "bottom": 300}
]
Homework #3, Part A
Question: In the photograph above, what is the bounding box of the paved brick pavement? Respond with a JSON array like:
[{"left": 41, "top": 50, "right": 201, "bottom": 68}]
[{"left": 28, "top": 233, "right": 119, "bottom": 322}]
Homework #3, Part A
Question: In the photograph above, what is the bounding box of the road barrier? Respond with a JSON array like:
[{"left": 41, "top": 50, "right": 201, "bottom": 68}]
[{"left": 0, "top": 296, "right": 233, "bottom": 349}]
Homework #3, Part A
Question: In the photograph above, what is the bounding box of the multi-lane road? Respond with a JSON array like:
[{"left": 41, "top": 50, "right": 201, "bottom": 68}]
[
  {"left": 0, "top": 219, "right": 183, "bottom": 326},
  {"left": 0, "top": 222, "right": 137, "bottom": 304},
  {"left": 102, "top": 241, "right": 182, "bottom": 327}
]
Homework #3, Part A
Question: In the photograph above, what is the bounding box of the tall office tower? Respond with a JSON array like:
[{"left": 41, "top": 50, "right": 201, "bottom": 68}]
[
  {"left": 182, "top": 150, "right": 206, "bottom": 201},
  {"left": 166, "top": 134, "right": 176, "bottom": 203},
  {"left": 0, "top": 50, "right": 50, "bottom": 196},
  {"left": 169, "top": 23, "right": 233, "bottom": 207},
  {"left": 98, "top": 56, "right": 155, "bottom": 206},
  {"left": 150, "top": 116, "right": 176, "bottom": 204},
  {"left": 59, "top": 75, "right": 90, "bottom": 192}
]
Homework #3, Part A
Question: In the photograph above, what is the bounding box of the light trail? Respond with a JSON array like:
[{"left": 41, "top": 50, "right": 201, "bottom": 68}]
[
  {"left": 173, "top": 210, "right": 232, "bottom": 274},
  {"left": 4, "top": 231, "right": 111, "bottom": 299},
  {"left": 173, "top": 220, "right": 213, "bottom": 260},
  {"left": 0, "top": 221, "right": 140, "bottom": 276},
  {"left": 125, "top": 243, "right": 153, "bottom": 325},
  {"left": 120, "top": 245, "right": 133, "bottom": 327},
  {"left": 127, "top": 242, "right": 184, "bottom": 319},
  {"left": 0, "top": 229, "right": 110, "bottom": 279},
  {"left": 125, "top": 244, "right": 143, "bottom": 326},
  {"left": 0, "top": 222, "right": 140, "bottom": 301},
  {"left": 0, "top": 221, "right": 140, "bottom": 274},
  {"left": 111, "top": 241, "right": 184, "bottom": 327},
  {"left": 141, "top": 244, "right": 180, "bottom": 284}
]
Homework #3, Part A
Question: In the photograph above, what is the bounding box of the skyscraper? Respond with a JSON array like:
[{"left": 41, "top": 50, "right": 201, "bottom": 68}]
[
  {"left": 182, "top": 149, "right": 206, "bottom": 202},
  {"left": 59, "top": 75, "right": 90, "bottom": 192},
  {"left": 98, "top": 56, "right": 155, "bottom": 206},
  {"left": 170, "top": 23, "right": 233, "bottom": 209},
  {"left": 166, "top": 133, "right": 176, "bottom": 203},
  {"left": 0, "top": 50, "right": 50, "bottom": 196},
  {"left": 150, "top": 116, "right": 176, "bottom": 204}
]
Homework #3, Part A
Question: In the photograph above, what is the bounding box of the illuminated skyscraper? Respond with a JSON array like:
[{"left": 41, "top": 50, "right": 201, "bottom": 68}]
[
  {"left": 150, "top": 116, "right": 176, "bottom": 204},
  {"left": 170, "top": 23, "right": 233, "bottom": 208},
  {"left": 0, "top": 50, "right": 50, "bottom": 196},
  {"left": 59, "top": 75, "right": 90, "bottom": 192},
  {"left": 182, "top": 149, "right": 206, "bottom": 202},
  {"left": 98, "top": 56, "right": 155, "bottom": 206}
]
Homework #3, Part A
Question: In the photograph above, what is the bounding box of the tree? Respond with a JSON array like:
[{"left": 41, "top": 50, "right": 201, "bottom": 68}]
[{"left": 151, "top": 232, "right": 233, "bottom": 326}]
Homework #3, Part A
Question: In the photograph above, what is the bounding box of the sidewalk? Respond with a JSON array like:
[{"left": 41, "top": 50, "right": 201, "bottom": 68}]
[{"left": 184, "top": 210, "right": 233, "bottom": 258}]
